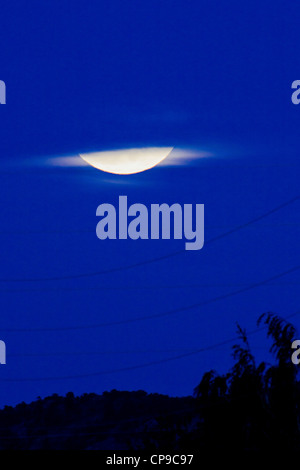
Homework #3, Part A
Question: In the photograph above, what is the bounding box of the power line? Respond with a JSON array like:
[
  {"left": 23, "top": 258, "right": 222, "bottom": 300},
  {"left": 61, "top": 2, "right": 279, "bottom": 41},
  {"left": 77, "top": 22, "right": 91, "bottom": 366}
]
[
  {"left": 0, "top": 195, "right": 298, "bottom": 283},
  {"left": 1, "top": 264, "right": 299, "bottom": 332},
  {"left": 0, "top": 280, "right": 299, "bottom": 295},
  {"left": 0, "top": 221, "right": 299, "bottom": 236},
  {"left": 9, "top": 345, "right": 279, "bottom": 358},
  {"left": 1, "top": 310, "right": 299, "bottom": 382},
  {"left": 204, "top": 195, "right": 299, "bottom": 244}
]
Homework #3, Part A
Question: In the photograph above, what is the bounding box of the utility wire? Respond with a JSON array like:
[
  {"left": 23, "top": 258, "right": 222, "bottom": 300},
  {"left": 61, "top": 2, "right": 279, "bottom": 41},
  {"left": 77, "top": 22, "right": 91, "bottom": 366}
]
[
  {"left": 1, "top": 264, "right": 298, "bottom": 332},
  {"left": 1, "top": 309, "right": 299, "bottom": 382},
  {"left": 0, "top": 195, "right": 298, "bottom": 283},
  {"left": 8, "top": 345, "right": 280, "bottom": 358},
  {"left": 0, "top": 280, "right": 299, "bottom": 294},
  {"left": 0, "top": 266, "right": 298, "bottom": 333}
]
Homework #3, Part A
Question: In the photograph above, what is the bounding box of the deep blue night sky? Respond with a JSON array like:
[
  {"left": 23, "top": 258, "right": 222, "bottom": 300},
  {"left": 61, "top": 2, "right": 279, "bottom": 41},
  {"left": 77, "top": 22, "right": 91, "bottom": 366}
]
[{"left": 0, "top": 0, "right": 299, "bottom": 406}]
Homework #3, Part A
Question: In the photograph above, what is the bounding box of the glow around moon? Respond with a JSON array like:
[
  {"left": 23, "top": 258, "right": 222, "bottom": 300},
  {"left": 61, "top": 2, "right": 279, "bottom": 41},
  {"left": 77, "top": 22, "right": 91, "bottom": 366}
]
[{"left": 79, "top": 147, "right": 173, "bottom": 175}]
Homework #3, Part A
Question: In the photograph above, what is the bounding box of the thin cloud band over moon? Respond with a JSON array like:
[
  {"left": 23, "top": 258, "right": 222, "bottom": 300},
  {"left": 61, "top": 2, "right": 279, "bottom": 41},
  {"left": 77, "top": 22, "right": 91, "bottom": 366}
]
[{"left": 46, "top": 147, "right": 212, "bottom": 173}]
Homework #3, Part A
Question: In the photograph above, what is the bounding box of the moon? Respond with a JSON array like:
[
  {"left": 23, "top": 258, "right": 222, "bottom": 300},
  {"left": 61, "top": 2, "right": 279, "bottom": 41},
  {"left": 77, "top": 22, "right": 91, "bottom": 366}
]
[{"left": 79, "top": 147, "right": 173, "bottom": 175}]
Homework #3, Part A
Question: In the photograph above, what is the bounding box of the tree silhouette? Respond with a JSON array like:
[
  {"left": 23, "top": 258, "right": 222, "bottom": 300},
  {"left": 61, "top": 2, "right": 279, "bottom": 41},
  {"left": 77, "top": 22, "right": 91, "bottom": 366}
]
[
  {"left": 193, "top": 312, "right": 299, "bottom": 450},
  {"left": 0, "top": 312, "right": 299, "bottom": 451},
  {"left": 257, "top": 312, "right": 299, "bottom": 449}
]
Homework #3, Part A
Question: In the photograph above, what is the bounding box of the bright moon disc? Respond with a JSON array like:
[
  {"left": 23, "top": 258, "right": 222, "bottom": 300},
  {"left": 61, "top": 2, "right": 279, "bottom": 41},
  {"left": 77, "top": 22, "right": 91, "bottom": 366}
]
[{"left": 79, "top": 147, "right": 173, "bottom": 175}]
